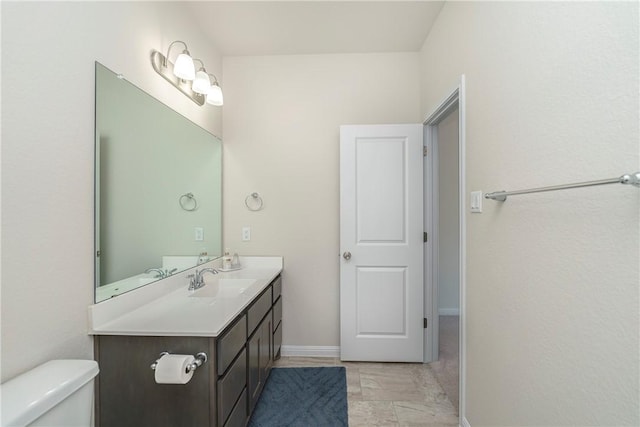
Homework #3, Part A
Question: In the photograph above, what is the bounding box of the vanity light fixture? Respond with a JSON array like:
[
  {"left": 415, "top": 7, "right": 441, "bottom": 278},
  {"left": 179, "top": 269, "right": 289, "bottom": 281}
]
[{"left": 150, "top": 40, "right": 223, "bottom": 107}]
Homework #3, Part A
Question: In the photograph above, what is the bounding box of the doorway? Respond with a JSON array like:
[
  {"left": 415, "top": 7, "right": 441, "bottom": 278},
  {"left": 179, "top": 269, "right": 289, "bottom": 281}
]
[
  {"left": 423, "top": 77, "right": 466, "bottom": 421},
  {"left": 337, "top": 77, "right": 467, "bottom": 424},
  {"left": 430, "top": 107, "right": 460, "bottom": 411}
]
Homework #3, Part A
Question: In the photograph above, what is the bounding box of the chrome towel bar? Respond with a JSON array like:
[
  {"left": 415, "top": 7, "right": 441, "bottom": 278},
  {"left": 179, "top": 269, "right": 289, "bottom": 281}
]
[{"left": 484, "top": 171, "right": 640, "bottom": 202}]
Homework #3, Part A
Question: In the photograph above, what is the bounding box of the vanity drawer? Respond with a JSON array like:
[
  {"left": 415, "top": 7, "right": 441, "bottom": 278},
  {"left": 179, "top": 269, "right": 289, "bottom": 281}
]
[
  {"left": 224, "top": 388, "right": 247, "bottom": 427},
  {"left": 272, "top": 276, "right": 282, "bottom": 303},
  {"left": 217, "top": 348, "right": 247, "bottom": 427},
  {"left": 248, "top": 287, "right": 272, "bottom": 335},
  {"left": 217, "top": 315, "right": 247, "bottom": 375},
  {"left": 273, "top": 296, "right": 282, "bottom": 330}
]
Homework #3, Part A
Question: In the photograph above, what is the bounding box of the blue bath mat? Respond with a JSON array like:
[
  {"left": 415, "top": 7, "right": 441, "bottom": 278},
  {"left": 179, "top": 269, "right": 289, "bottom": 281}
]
[{"left": 248, "top": 366, "right": 348, "bottom": 427}]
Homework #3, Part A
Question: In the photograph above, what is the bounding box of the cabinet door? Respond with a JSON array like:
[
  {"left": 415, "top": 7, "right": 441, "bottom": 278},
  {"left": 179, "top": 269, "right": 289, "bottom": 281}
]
[
  {"left": 272, "top": 297, "right": 282, "bottom": 360},
  {"left": 248, "top": 309, "right": 273, "bottom": 412},
  {"left": 247, "top": 319, "right": 261, "bottom": 411},
  {"left": 273, "top": 322, "right": 282, "bottom": 360},
  {"left": 260, "top": 313, "right": 273, "bottom": 381}
]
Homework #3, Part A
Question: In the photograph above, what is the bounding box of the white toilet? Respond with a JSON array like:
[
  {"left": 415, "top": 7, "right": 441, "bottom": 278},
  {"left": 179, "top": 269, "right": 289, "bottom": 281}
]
[{"left": 1, "top": 359, "right": 99, "bottom": 427}]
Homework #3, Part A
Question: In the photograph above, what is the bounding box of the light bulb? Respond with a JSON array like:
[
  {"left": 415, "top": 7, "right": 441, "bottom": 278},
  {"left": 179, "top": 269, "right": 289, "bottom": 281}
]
[
  {"left": 206, "top": 84, "right": 224, "bottom": 106},
  {"left": 173, "top": 52, "right": 195, "bottom": 80},
  {"left": 192, "top": 70, "right": 211, "bottom": 94}
]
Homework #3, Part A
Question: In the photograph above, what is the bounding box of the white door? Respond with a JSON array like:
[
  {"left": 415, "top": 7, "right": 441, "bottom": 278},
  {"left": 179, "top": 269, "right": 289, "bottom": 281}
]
[{"left": 340, "top": 124, "right": 424, "bottom": 362}]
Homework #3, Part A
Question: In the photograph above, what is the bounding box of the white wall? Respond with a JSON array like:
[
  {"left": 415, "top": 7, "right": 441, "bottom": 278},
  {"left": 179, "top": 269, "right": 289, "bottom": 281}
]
[
  {"left": 1, "top": 1, "right": 222, "bottom": 382},
  {"left": 437, "top": 109, "right": 459, "bottom": 313},
  {"left": 420, "top": 2, "right": 639, "bottom": 425},
  {"left": 222, "top": 53, "right": 421, "bottom": 349}
]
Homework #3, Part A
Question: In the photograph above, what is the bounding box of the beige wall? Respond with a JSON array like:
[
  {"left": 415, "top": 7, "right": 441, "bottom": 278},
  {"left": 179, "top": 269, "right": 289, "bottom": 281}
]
[
  {"left": 1, "top": 1, "right": 222, "bottom": 381},
  {"left": 222, "top": 53, "right": 421, "bottom": 348},
  {"left": 420, "top": 2, "right": 639, "bottom": 425},
  {"left": 436, "top": 109, "right": 460, "bottom": 313},
  {"left": 2, "top": 2, "right": 638, "bottom": 424}
]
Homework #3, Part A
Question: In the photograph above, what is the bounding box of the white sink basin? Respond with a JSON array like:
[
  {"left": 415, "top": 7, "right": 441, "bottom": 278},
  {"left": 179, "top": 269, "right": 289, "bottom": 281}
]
[{"left": 190, "top": 279, "right": 256, "bottom": 299}]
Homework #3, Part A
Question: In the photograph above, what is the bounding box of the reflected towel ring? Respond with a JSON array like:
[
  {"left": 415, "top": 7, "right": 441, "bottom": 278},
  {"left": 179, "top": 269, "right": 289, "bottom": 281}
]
[
  {"left": 245, "top": 192, "right": 263, "bottom": 211},
  {"left": 179, "top": 193, "right": 198, "bottom": 211}
]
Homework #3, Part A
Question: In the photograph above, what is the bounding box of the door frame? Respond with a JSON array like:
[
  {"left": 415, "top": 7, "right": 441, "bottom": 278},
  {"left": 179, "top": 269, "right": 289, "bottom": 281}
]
[{"left": 423, "top": 75, "right": 467, "bottom": 425}]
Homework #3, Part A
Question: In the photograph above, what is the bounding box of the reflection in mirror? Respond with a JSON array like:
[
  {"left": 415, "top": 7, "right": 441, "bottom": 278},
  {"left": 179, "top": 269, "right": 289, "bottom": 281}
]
[{"left": 95, "top": 62, "right": 222, "bottom": 302}]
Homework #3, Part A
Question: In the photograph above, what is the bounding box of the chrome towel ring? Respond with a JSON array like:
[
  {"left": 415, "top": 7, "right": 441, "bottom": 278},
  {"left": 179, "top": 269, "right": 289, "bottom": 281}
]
[
  {"left": 245, "top": 192, "right": 264, "bottom": 211},
  {"left": 179, "top": 192, "right": 198, "bottom": 211}
]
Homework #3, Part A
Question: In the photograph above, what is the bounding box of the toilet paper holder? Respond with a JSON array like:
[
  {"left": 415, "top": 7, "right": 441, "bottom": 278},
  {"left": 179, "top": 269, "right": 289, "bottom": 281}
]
[{"left": 150, "top": 351, "right": 208, "bottom": 373}]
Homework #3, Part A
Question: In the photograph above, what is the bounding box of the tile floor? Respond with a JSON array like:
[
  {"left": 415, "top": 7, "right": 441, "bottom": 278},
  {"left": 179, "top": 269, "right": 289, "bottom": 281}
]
[
  {"left": 429, "top": 316, "right": 460, "bottom": 411},
  {"left": 274, "top": 356, "right": 459, "bottom": 427}
]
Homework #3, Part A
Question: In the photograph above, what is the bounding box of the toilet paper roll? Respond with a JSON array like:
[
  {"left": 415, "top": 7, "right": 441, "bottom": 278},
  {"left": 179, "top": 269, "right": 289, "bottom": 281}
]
[{"left": 154, "top": 354, "right": 195, "bottom": 384}]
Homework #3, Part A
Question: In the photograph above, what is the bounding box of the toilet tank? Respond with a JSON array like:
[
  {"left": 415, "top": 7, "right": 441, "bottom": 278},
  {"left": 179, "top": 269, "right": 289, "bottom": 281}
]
[{"left": 1, "top": 359, "right": 99, "bottom": 427}]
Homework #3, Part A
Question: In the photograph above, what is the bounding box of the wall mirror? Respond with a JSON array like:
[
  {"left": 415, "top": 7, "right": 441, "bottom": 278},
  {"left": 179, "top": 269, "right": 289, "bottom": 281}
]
[{"left": 94, "top": 62, "right": 222, "bottom": 303}]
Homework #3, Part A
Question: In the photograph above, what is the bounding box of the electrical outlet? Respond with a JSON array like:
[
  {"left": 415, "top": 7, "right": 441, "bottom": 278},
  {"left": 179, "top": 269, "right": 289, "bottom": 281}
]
[
  {"left": 194, "top": 227, "right": 204, "bottom": 241},
  {"left": 242, "top": 226, "right": 251, "bottom": 241}
]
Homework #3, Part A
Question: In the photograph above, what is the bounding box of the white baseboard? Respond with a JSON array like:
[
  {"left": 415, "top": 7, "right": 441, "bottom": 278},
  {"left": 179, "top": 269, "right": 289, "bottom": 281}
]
[
  {"left": 439, "top": 308, "right": 460, "bottom": 316},
  {"left": 281, "top": 345, "right": 340, "bottom": 358},
  {"left": 460, "top": 416, "right": 471, "bottom": 427}
]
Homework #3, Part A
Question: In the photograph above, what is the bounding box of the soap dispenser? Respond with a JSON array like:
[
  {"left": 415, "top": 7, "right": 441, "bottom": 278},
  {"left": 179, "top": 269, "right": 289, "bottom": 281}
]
[{"left": 222, "top": 248, "right": 232, "bottom": 270}]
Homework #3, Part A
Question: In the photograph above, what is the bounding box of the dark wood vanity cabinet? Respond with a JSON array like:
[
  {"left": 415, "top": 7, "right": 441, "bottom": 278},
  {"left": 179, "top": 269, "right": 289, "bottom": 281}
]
[{"left": 94, "top": 275, "right": 282, "bottom": 427}]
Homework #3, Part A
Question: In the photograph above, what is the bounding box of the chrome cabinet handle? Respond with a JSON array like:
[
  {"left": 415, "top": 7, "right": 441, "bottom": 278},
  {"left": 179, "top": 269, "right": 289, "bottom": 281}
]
[{"left": 343, "top": 251, "right": 352, "bottom": 260}]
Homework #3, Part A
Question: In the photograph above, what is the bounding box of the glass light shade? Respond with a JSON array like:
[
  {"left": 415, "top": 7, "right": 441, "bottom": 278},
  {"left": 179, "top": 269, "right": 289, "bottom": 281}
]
[
  {"left": 192, "top": 70, "right": 211, "bottom": 94},
  {"left": 173, "top": 53, "right": 195, "bottom": 80},
  {"left": 206, "top": 84, "right": 224, "bottom": 106}
]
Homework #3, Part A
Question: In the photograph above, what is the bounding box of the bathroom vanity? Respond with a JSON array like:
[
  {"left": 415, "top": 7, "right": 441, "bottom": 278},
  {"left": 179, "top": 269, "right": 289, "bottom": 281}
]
[
  {"left": 89, "top": 257, "right": 283, "bottom": 427},
  {"left": 91, "top": 64, "right": 280, "bottom": 427}
]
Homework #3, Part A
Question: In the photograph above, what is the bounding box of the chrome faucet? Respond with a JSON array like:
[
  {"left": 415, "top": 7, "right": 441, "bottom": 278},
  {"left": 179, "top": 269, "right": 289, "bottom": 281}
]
[
  {"left": 188, "top": 268, "right": 219, "bottom": 290},
  {"left": 145, "top": 267, "right": 178, "bottom": 279},
  {"left": 145, "top": 268, "right": 165, "bottom": 278}
]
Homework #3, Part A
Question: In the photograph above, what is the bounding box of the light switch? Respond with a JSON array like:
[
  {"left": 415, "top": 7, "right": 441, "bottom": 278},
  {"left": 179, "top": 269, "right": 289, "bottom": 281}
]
[
  {"left": 194, "top": 227, "right": 204, "bottom": 241},
  {"left": 470, "top": 191, "right": 483, "bottom": 213},
  {"left": 242, "top": 226, "right": 251, "bottom": 241}
]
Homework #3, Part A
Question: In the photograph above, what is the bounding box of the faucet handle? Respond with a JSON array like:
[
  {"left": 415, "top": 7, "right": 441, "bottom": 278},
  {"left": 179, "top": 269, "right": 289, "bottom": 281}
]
[{"left": 187, "top": 273, "right": 197, "bottom": 290}]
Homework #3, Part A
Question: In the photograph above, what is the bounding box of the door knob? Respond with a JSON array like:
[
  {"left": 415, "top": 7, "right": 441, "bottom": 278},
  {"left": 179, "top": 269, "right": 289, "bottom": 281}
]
[{"left": 343, "top": 251, "right": 352, "bottom": 260}]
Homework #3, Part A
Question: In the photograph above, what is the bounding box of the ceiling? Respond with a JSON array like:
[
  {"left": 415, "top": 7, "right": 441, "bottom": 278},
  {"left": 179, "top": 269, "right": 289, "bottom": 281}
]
[{"left": 187, "top": 1, "right": 445, "bottom": 56}]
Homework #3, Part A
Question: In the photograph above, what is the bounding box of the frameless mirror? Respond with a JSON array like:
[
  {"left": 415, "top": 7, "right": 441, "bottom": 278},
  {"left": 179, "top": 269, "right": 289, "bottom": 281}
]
[{"left": 94, "top": 62, "right": 222, "bottom": 302}]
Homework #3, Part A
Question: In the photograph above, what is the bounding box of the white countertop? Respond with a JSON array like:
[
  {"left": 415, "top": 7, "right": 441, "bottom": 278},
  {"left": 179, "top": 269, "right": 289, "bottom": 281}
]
[{"left": 88, "top": 256, "right": 283, "bottom": 337}]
